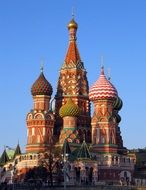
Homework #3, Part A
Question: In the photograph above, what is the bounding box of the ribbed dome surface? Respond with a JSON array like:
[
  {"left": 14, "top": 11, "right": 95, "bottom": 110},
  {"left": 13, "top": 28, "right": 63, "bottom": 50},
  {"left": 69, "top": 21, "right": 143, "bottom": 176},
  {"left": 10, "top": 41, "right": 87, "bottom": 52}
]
[
  {"left": 59, "top": 98, "right": 80, "bottom": 118},
  {"left": 115, "top": 113, "right": 121, "bottom": 123},
  {"left": 113, "top": 96, "right": 123, "bottom": 111},
  {"left": 31, "top": 72, "right": 53, "bottom": 96},
  {"left": 89, "top": 67, "right": 118, "bottom": 101}
]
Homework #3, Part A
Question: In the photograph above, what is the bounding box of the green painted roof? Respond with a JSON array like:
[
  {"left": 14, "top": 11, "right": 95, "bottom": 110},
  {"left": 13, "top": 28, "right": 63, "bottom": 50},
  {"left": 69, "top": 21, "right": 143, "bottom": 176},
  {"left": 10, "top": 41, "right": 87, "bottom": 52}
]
[
  {"left": 77, "top": 140, "right": 91, "bottom": 160},
  {"left": 0, "top": 149, "right": 9, "bottom": 166},
  {"left": 6, "top": 149, "right": 15, "bottom": 160},
  {"left": 13, "top": 144, "right": 21, "bottom": 159},
  {"left": 62, "top": 139, "right": 71, "bottom": 156}
]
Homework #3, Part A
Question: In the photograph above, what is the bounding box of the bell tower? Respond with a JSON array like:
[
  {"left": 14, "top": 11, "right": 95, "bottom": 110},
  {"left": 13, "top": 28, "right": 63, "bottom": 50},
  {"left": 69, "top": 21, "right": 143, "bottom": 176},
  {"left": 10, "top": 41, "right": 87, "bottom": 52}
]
[
  {"left": 26, "top": 67, "right": 54, "bottom": 153},
  {"left": 55, "top": 18, "right": 91, "bottom": 141}
]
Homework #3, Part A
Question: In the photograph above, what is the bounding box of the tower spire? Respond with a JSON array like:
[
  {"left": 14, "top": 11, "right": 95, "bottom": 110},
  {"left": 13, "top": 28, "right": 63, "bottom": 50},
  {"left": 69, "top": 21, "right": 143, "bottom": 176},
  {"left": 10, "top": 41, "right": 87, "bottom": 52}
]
[
  {"left": 27, "top": 64, "right": 54, "bottom": 153},
  {"left": 55, "top": 18, "right": 91, "bottom": 142},
  {"left": 72, "top": 6, "right": 75, "bottom": 19},
  {"left": 100, "top": 55, "right": 105, "bottom": 75},
  {"left": 40, "top": 59, "right": 44, "bottom": 73},
  {"left": 100, "top": 55, "right": 104, "bottom": 69},
  {"left": 63, "top": 17, "right": 82, "bottom": 67},
  {"left": 108, "top": 68, "right": 111, "bottom": 81}
]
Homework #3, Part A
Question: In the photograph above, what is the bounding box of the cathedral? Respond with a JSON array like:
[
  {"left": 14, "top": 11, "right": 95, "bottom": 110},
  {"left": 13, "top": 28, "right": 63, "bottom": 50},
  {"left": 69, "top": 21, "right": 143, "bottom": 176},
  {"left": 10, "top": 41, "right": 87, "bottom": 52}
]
[{"left": 0, "top": 17, "right": 135, "bottom": 185}]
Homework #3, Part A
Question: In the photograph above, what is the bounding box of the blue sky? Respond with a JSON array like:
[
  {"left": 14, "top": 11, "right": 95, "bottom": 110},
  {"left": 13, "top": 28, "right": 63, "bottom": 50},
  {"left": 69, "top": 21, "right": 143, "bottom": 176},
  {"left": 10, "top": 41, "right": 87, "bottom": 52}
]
[{"left": 0, "top": 0, "right": 146, "bottom": 154}]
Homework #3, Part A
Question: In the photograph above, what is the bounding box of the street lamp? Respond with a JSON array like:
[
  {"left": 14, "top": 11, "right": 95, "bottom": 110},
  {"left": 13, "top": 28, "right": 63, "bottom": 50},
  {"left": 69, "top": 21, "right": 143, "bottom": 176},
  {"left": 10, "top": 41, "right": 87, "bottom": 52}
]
[
  {"left": 12, "top": 158, "right": 18, "bottom": 190},
  {"left": 62, "top": 153, "right": 69, "bottom": 190},
  {"left": 61, "top": 139, "right": 71, "bottom": 190}
]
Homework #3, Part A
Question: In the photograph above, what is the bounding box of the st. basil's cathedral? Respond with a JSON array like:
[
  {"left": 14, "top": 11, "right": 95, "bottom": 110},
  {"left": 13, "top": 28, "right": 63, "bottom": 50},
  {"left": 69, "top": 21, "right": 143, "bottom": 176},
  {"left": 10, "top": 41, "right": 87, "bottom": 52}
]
[{"left": 0, "top": 17, "right": 135, "bottom": 185}]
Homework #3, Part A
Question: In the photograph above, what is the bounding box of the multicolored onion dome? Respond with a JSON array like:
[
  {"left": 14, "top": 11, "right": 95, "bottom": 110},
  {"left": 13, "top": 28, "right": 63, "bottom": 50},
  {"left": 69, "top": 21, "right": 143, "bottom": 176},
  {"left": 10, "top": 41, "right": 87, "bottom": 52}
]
[
  {"left": 89, "top": 67, "right": 118, "bottom": 101},
  {"left": 115, "top": 113, "right": 121, "bottom": 123},
  {"left": 59, "top": 98, "right": 80, "bottom": 118},
  {"left": 113, "top": 96, "right": 123, "bottom": 111},
  {"left": 68, "top": 18, "right": 78, "bottom": 30},
  {"left": 31, "top": 71, "right": 53, "bottom": 96}
]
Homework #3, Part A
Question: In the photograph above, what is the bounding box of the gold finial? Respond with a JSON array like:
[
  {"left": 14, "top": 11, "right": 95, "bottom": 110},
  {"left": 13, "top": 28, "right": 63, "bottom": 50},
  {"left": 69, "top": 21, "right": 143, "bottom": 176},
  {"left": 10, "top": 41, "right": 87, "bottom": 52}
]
[
  {"left": 68, "top": 7, "right": 78, "bottom": 30},
  {"left": 68, "top": 19, "right": 78, "bottom": 30}
]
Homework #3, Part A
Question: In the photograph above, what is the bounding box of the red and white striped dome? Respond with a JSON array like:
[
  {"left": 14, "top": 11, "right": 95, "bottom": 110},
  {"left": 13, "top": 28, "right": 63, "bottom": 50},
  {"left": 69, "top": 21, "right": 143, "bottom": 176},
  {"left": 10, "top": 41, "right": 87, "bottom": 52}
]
[{"left": 89, "top": 67, "right": 118, "bottom": 101}]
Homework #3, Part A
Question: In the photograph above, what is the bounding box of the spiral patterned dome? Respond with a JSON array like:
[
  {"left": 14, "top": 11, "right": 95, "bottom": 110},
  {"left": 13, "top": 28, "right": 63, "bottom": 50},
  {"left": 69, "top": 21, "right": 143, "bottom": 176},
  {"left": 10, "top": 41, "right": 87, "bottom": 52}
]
[
  {"left": 115, "top": 113, "right": 121, "bottom": 123},
  {"left": 113, "top": 96, "right": 123, "bottom": 111},
  {"left": 89, "top": 67, "right": 118, "bottom": 101},
  {"left": 59, "top": 98, "right": 80, "bottom": 118},
  {"left": 31, "top": 71, "right": 53, "bottom": 96}
]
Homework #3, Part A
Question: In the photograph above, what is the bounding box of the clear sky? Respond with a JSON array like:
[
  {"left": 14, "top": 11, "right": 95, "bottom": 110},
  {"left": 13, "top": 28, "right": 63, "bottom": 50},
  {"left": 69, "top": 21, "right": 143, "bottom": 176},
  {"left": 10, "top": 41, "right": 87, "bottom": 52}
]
[{"left": 0, "top": 0, "right": 146, "bottom": 154}]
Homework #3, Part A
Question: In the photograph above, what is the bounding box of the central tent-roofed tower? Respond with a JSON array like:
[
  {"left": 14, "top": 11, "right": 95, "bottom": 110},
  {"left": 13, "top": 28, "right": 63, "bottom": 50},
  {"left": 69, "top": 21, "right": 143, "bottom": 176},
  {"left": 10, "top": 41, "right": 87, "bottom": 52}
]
[{"left": 55, "top": 18, "right": 91, "bottom": 142}]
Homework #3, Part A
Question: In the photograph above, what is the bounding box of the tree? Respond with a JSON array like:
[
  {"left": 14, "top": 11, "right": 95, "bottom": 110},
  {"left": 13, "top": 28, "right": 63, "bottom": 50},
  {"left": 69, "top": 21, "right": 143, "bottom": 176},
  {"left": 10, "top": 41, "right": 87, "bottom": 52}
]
[
  {"left": 38, "top": 147, "right": 63, "bottom": 186},
  {"left": 24, "top": 166, "right": 48, "bottom": 183}
]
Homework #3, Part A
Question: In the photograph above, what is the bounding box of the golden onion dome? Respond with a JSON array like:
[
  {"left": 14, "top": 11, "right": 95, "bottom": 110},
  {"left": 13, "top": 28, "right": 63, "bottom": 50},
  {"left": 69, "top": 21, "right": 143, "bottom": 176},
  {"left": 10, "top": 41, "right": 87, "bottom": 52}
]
[
  {"left": 59, "top": 98, "right": 80, "bottom": 118},
  {"left": 68, "top": 18, "right": 78, "bottom": 30}
]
